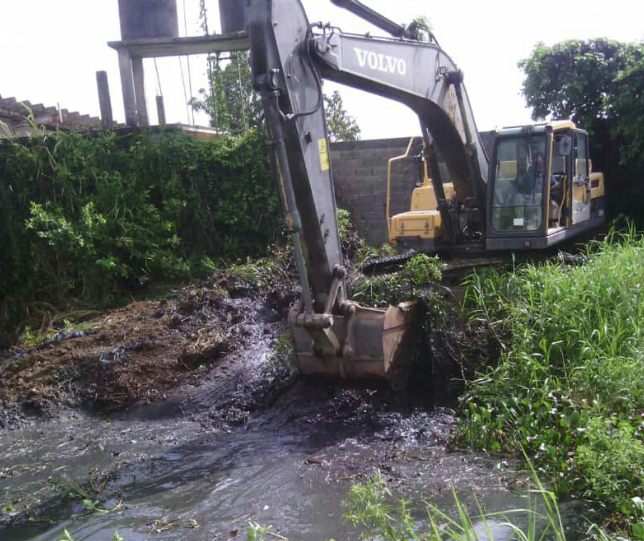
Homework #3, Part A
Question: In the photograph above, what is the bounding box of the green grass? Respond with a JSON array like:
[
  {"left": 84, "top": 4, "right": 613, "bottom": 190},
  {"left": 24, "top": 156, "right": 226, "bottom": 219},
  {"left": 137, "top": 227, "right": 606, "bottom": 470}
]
[
  {"left": 343, "top": 468, "right": 571, "bottom": 541},
  {"left": 458, "top": 225, "right": 644, "bottom": 535}
]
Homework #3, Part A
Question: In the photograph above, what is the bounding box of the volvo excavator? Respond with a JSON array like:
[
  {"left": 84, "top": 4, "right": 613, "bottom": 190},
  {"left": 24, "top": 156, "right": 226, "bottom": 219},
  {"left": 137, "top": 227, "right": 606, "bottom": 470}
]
[{"left": 218, "top": 0, "right": 606, "bottom": 387}]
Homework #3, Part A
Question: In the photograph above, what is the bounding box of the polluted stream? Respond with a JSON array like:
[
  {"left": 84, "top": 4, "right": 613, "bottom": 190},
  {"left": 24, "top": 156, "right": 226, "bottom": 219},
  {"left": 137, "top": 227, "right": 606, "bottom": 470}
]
[{"left": 0, "top": 283, "right": 585, "bottom": 540}]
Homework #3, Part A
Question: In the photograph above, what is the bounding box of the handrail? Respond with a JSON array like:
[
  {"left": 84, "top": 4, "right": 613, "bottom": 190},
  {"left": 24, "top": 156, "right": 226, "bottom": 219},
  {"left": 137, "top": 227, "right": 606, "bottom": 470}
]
[{"left": 386, "top": 136, "right": 421, "bottom": 241}]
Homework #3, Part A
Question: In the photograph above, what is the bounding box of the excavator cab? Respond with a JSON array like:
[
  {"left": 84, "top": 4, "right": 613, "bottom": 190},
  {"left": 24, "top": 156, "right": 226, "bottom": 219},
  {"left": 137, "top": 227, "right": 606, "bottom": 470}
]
[
  {"left": 486, "top": 121, "right": 605, "bottom": 250},
  {"left": 388, "top": 121, "right": 605, "bottom": 253}
]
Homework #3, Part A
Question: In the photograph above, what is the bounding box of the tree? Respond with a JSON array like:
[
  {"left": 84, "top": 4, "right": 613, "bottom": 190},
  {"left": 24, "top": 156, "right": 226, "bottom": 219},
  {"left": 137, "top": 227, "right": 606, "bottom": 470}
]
[
  {"left": 193, "top": 52, "right": 361, "bottom": 141},
  {"left": 191, "top": 51, "right": 263, "bottom": 134},
  {"left": 324, "top": 90, "right": 361, "bottom": 142},
  {"left": 610, "top": 50, "right": 644, "bottom": 166}
]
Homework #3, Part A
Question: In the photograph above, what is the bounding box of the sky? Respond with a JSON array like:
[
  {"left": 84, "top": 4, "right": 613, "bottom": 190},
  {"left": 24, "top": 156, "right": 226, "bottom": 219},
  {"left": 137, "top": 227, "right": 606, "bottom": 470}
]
[{"left": 0, "top": 0, "right": 642, "bottom": 140}]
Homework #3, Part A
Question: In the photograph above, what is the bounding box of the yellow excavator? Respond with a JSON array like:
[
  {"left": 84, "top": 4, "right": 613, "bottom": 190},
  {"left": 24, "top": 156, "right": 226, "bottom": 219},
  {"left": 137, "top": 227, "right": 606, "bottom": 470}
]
[{"left": 220, "top": 0, "right": 606, "bottom": 388}]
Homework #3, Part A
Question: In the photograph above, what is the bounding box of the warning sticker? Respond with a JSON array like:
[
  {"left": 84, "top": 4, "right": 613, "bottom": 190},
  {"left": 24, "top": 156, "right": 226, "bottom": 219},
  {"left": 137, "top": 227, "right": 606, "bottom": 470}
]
[{"left": 318, "top": 139, "right": 330, "bottom": 171}]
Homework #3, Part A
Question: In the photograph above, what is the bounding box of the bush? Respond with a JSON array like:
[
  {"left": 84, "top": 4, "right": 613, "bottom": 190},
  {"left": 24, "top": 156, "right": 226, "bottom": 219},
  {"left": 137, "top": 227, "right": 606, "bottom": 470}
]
[
  {"left": 575, "top": 418, "right": 644, "bottom": 512},
  {"left": 0, "top": 128, "right": 280, "bottom": 337}
]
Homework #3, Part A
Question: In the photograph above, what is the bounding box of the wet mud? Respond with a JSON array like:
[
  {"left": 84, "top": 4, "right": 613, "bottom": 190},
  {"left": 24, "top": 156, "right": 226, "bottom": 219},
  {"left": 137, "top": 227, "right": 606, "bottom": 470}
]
[{"left": 0, "top": 278, "right": 585, "bottom": 540}]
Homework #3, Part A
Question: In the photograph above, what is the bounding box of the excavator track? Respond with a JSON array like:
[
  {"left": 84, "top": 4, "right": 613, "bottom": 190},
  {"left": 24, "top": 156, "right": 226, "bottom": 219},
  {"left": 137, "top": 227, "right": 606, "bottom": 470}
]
[
  {"left": 360, "top": 245, "right": 595, "bottom": 283},
  {"left": 360, "top": 249, "right": 516, "bottom": 282},
  {"left": 360, "top": 250, "right": 420, "bottom": 275}
]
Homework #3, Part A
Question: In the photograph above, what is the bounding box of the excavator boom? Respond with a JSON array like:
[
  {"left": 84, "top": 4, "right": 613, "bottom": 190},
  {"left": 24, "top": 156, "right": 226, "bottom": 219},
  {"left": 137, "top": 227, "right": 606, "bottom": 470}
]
[{"left": 234, "top": 0, "right": 519, "bottom": 385}]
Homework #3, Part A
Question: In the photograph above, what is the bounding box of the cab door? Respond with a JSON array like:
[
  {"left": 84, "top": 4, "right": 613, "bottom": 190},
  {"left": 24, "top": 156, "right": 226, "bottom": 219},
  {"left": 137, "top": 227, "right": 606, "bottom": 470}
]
[{"left": 572, "top": 131, "right": 591, "bottom": 224}]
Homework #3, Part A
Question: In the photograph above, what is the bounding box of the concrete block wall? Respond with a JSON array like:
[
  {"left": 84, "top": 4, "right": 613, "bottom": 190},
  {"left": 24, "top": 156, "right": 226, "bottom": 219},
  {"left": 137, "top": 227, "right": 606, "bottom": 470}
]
[{"left": 330, "top": 137, "right": 423, "bottom": 246}]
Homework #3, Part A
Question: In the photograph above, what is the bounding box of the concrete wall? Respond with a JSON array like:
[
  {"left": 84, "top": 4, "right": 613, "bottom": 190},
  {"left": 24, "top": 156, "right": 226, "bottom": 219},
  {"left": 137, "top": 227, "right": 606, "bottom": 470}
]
[
  {"left": 330, "top": 137, "right": 423, "bottom": 246},
  {"left": 330, "top": 132, "right": 496, "bottom": 246}
]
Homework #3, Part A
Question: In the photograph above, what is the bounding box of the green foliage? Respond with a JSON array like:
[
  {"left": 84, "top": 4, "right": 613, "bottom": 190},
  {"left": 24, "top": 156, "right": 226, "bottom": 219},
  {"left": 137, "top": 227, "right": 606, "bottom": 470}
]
[
  {"left": 245, "top": 522, "right": 275, "bottom": 541},
  {"left": 519, "top": 39, "right": 631, "bottom": 128},
  {"left": 576, "top": 418, "right": 644, "bottom": 513},
  {"left": 408, "top": 16, "right": 434, "bottom": 42},
  {"left": 355, "top": 242, "right": 397, "bottom": 264},
  {"left": 344, "top": 471, "right": 418, "bottom": 541},
  {"left": 350, "top": 254, "right": 442, "bottom": 307},
  {"left": 336, "top": 208, "right": 352, "bottom": 240},
  {"left": 192, "top": 51, "right": 263, "bottom": 134},
  {"left": 610, "top": 49, "right": 644, "bottom": 166},
  {"left": 459, "top": 226, "right": 644, "bottom": 528},
  {"left": 0, "top": 129, "right": 280, "bottom": 338},
  {"left": 193, "top": 49, "right": 361, "bottom": 143},
  {"left": 324, "top": 90, "right": 361, "bottom": 142}
]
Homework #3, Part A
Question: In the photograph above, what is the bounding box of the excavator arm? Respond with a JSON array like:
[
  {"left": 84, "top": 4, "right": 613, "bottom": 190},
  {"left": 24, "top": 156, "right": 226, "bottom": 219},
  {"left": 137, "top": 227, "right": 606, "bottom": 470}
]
[{"left": 240, "top": 0, "right": 489, "bottom": 384}]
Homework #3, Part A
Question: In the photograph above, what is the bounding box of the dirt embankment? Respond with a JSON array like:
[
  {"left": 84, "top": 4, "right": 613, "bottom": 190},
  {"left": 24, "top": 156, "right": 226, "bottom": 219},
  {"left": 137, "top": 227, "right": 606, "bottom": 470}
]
[{"left": 0, "top": 276, "right": 295, "bottom": 429}]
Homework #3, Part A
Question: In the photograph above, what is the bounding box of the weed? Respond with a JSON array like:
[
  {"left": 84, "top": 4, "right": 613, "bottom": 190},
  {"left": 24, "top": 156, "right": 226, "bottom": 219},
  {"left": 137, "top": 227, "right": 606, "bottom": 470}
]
[
  {"left": 350, "top": 254, "right": 442, "bottom": 307},
  {"left": 245, "top": 522, "right": 289, "bottom": 540},
  {"left": 576, "top": 418, "right": 644, "bottom": 514},
  {"left": 18, "top": 318, "right": 101, "bottom": 349},
  {"left": 50, "top": 468, "right": 119, "bottom": 517},
  {"left": 343, "top": 466, "right": 571, "bottom": 541},
  {"left": 0, "top": 129, "right": 280, "bottom": 338},
  {"left": 150, "top": 517, "right": 200, "bottom": 533},
  {"left": 458, "top": 225, "right": 644, "bottom": 530},
  {"left": 267, "top": 332, "right": 297, "bottom": 380},
  {"left": 355, "top": 242, "right": 397, "bottom": 265}
]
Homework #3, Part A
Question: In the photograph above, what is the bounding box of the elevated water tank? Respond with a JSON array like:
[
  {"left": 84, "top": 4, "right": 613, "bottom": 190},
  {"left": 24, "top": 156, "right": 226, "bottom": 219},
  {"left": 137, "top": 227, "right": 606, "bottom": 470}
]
[
  {"left": 118, "top": 0, "right": 179, "bottom": 40},
  {"left": 219, "top": 0, "right": 246, "bottom": 33}
]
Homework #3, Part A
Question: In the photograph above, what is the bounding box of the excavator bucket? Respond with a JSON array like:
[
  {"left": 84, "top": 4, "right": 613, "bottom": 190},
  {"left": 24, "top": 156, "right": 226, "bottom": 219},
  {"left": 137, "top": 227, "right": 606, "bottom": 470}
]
[{"left": 288, "top": 301, "right": 418, "bottom": 389}]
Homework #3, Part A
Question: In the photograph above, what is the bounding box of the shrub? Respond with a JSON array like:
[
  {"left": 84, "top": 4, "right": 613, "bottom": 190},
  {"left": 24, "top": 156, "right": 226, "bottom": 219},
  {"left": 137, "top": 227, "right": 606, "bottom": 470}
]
[
  {"left": 0, "top": 128, "right": 280, "bottom": 337},
  {"left": 575, "top": 417, "right": 644, "bottom": 512}
]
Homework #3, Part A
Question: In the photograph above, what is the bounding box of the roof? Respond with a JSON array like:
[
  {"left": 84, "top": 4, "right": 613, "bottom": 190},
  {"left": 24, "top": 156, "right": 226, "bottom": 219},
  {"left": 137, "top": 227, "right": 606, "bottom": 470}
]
[
  {"left": 496, "top": 120, "right": 578, "bottom": 137},
  {"left": 0, "top": 94, "right": 102, "bottom": 136}
]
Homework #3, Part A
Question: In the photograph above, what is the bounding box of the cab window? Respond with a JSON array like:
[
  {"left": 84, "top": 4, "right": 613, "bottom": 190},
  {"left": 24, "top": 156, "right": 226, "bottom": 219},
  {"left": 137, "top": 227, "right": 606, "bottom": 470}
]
[
  {"left": 491, "top": 135, "right": 546, "bottom": 233},
  {"left": 575, "top": 132, "right": 589, "bottom": 179}
]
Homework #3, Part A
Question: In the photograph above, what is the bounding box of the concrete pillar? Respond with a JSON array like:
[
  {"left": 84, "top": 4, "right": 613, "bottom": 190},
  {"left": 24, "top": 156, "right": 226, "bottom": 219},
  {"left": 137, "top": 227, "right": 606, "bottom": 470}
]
[
  {"left": 118, "top": 49, "right": 138, "bottom": 127},
  {"left": 96, "top": 71, "right": 114, "bottom": 129},
  {"left": 131, "top": 56, "right": 149, "bottom": 127},
  {"left": 156, "top": 95, "right": 167, "bottom": 126}
]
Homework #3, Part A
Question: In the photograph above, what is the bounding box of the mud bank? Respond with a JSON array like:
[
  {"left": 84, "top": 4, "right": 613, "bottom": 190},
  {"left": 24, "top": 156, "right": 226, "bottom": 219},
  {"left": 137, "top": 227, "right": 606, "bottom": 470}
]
[{"left": 0, "top": 276, "right": 296, "bottom": 430}]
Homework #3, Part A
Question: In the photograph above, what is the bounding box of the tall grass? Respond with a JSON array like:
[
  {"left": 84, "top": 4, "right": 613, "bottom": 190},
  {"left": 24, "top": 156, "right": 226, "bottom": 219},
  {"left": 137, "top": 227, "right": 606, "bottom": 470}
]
[
  {"left": 341, "top": 462, "right": 575, "bottom": 541},
  {"left": 459, "top": 225, "right": 644, "bottom": 534}
]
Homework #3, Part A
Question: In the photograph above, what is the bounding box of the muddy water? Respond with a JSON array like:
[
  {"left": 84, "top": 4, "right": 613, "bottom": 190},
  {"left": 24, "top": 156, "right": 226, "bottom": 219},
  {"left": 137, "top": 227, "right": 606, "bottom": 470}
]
[
  {"left": 0, "top": 300, "right": 585, "bottom": 540},
  {"left": 1, "top": 408, "right": 529, "bottom": 540}
]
